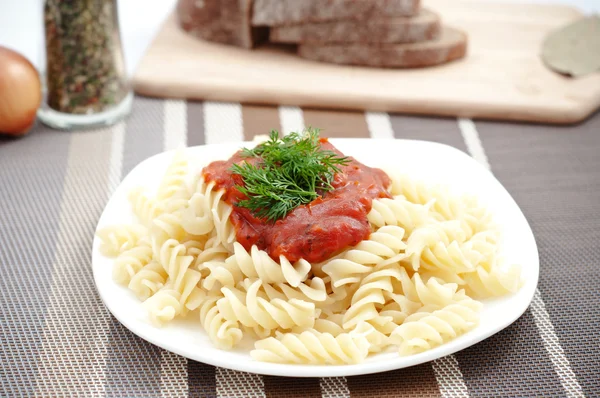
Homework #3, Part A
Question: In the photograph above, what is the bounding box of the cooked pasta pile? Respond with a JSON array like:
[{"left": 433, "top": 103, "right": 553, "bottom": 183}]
[{"left": 97, "top": 152, "right": 522, "bottom": 364}]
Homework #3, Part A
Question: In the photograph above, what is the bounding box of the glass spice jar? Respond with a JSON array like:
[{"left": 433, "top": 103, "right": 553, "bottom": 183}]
[{"left": 38, "top": 0, "right": 133, "bottom": 129}]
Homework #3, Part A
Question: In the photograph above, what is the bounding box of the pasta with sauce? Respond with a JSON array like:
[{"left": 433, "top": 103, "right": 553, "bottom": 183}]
[{"left": 96, "top": 132, "right": 522, "bottom": 364}]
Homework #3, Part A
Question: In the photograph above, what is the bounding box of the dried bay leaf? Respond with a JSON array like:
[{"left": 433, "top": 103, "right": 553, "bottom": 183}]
[{"left": 541, "top": 15, "right": 600, "bottom": 77}]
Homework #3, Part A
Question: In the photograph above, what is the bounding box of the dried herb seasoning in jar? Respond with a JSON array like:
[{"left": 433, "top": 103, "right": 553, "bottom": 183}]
[{"left": 39, "top": 0, "right": 133, "bottom": 129}]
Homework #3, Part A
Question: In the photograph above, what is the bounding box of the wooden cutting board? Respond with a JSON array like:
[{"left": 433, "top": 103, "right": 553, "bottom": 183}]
[{"left": 133, "top": 0, "right": 600, "bottom": 124}]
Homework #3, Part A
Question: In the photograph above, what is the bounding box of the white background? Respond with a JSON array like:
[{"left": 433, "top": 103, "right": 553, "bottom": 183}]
[{"left": 0, "top": 0, "right": 598, "bottom": 76}]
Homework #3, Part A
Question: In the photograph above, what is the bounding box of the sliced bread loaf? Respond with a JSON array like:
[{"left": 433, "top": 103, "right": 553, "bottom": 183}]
[
  {"left": 177, "top": 0, "right": 267, "bottom": 48},
  {"left": 253, "top": 0, "right": 420, "bottom": 26},
  {"left": 298, "top": 27, "right": 467, "bottom": 68},
  {"left": 270, "top": 9, "right": 440, "bottom": 44}
]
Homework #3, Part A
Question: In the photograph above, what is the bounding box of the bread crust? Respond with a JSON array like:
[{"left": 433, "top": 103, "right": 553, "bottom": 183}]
[
  {"left": 177, "top": 0, "right": 267, "bottom": 48},
  {"left": 298, "top": 27, "right": 467, "bottom": 68},
  {"left": 270, "top": 9, "right": 440, "bottom": 44},
  {"left": 253, "top": 0, "right": 421, "bottom": 26}
]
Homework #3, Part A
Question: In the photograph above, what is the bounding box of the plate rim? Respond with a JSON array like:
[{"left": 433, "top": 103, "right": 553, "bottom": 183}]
[{"left": 92, "top": 138, "right": 539, "bottom": 377}]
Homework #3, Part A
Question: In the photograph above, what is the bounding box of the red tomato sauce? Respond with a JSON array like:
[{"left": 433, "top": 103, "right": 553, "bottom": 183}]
[{"left": 201, "top": 139, "right": 391, "bottom": 263}]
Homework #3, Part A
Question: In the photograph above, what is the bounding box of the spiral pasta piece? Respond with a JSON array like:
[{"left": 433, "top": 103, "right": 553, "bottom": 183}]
[
  {"left": 190, "top": 178, "right": 224, "bottom": 210},
  {"left": 343, "top": 266, "right": 457, "bottom": 330},
  {"left": 199, "top": 296, "right": 243, "bottom": 350},
  {"left": 155, "top": 238, "right": 194, "bottom": 290},
  {"left": 317, "top": 280, "right": 355, "bottom": 315},
  {"left": 201, "top": 260, "right": 244, "bottom": 290},
  {"left": 260, "top": 277, "right": 329, "bottom": 304},
  {"left": 390, "top": 174, "right": 497, "bottom": 239},
  {"left": 225, "top": 243, "right": 311, "bottom": 288},
  {"left": 164, "top": 195, "right": 191, "bottom": 216},
  {"left": 190, "top": 232, "right": 226, "bottom": 254},
  {"left": 156, "top": 152, "right": 188, "bottom": 202},
  {"left": 144, "top": 288, "right": 183, "bottom": 326},
  {"left": 389, "top": 174, "right": 459, "bottom": 221},
  {"left": 128, "top": 260, "right": 167, "bottom": 301},
  {"left": 293, "top": 316, "right": 345, "bottom": 336},
  {"left": 463, "top": 261, "right": 522, "bottom": 298},
  {"left": 112, "top": 240, "right": 153, "bottom": 285},
  {"left": 176, "top": 268, "right": 204, "bottom": 312},
  {"left": 387, "top": 267, "right": 465, "bottom": 310},
  {"left": 212, "top": 204, "right": 236, "bottom": 253},
  {"left": 405, "top": 223, "right": 511, "bottom": 298},
  {"left": 181, "top": 192, "right": 216, "bottom": 236},
  {"left": 321, "top": 225, "right": 406, "bottom": 287},
  {"left": 418, "top": 240, "right": 482, "bottom": 274},
  {"left": 368, "top": 196, "right": 432, "bottom": 234},
  {"left": 233, "top": 277, "right": 330, "bottom": 307},
  {"left": 97, "top": 224, "right": 147, "bottom": 257},
  {"left": 368, "top": 302, "right": 410, "bottom": 335},
  {"left": 390, "top": 299, "right": 482, "bottom": 355},
  {"left": 203, "top": 264, "right": 325, "bottom": 302},
  {"left": 343, "top": 268, "right": 398, "bottom": 329},
  {"left": 292, "top": 319, "right": 389, "bottom": 354},
  {"left": 293, "top": 319, "right": 387, "bottom": 353},
  {"left": 404, "top": 221, "right": 470, "bottom": 271},
  {"left": 463, "top": 230, "right": 500, "bottom": 264},
  {"left": 128, "top": 188, "right": 164, "bottom": 226},
  {"left": 194, "top": 248, "right": 231, "bottom": 276},
  {"left": 182, "top": 178, "right": 233, "bottom": 243},
  {"left": 251, "top": 328, "right": 372, "bottom": 364},
  {"left": 352, "top": 321, "right": 389, "bottom": 353},
  {"left": 218, "top": 279, "right": 316, "bottom": 330},
  {"left": 455, "top": 195, "right": 497, "bottom": 239},
  {"left": 145, "top": 267, "right": 203, "bottom": 323},
  {"left": 343, "top": 266, "right": 471, "bottom": 336},
  {"left": 150, "top": 213, "right": 187, "bottom": 261},
  {"left": 182, "top": 237, "right": 210, "bottom": 255}
]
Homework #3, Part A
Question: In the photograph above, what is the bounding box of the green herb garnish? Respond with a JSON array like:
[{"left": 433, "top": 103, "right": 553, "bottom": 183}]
[{"left": 230, "top": 128, "right": 350, "bottom": 222}]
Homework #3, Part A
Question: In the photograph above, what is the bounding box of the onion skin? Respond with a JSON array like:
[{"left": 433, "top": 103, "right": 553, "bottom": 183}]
[{"left": 0, "top": 46, "right": 42, "bottom": 136}]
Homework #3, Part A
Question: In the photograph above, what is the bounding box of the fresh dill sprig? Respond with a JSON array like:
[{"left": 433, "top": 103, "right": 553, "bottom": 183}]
[{"left": 230, "top": 128, "right": 350, "bottom": 222}]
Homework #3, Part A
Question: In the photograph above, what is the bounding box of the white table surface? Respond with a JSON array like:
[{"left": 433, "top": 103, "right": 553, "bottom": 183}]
[{"left": 0, "top": 0, "right": 597, "bottom": 77}]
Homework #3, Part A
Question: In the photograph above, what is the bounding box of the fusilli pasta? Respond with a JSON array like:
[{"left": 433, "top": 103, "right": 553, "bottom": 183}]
[
  {"left": 97, "top": 151, "right": 523, "bottom": 365},
  {"left": 321, "top": 225, "right": 406, "bottom": 287},
  {"left": 218, "top": 279, "right": 317, "bottom": 330},
  {"left": 223, "top": 242, "right": 311, "bottom": 287},
  {"left": 128, "top": 188, "right": 163, "bottom": 226},
  {"left": 368, "top": 196, "right": 431, "bottom": 234},
  {"left": 156, "top": 152, "right": 188, "bottom": 202},
  {"left": 128, "top": 260, "right": 167, "bottom": 300},
  {"left": 97, "top": 224, "right": 147, "bottom": 257},
  {"left": 112, "top": 240, "right": 153, "bottom": 285},
  {"left": 390, "top": 298, "right": 482, "bottom": 355},
  {"left": 251, "top": 328, "right": 372, "bottom": 364},
  {"left": 199, "top": 296, "right": 243, "bottom": 350}
]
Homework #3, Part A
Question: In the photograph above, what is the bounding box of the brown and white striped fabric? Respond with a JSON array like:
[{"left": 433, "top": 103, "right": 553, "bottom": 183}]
[{"left": 1, "top": 97, "right": 598, "bottom": 397}]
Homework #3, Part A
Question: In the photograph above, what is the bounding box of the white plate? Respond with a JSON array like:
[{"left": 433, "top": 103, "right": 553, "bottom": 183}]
[{"left": 92, "top": 139, "right": 539, "bottom": 378}]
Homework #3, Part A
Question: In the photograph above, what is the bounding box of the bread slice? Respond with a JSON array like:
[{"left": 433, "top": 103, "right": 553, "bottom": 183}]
[
  {"left": 252, "top": 0, "right": 420, "bottom": 26},
  {"left": 177, "top": 0, "right": 267, "bottom": 49},
  {"left": 298, "top": 27, "right": 467, "bottom": 68},
  {"left": 270, "top": 9, "right": 440, "bottom": 45}
]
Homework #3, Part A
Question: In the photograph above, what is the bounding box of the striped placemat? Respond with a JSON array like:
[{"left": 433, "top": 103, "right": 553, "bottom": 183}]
[{"left": 1, "top": 97, "right": 598, "bottom": 397}]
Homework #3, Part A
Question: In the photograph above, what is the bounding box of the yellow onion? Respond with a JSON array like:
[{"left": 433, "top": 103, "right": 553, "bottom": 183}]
[{"left": 0, "top": 46, "right": 42, "bottom": 136}]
